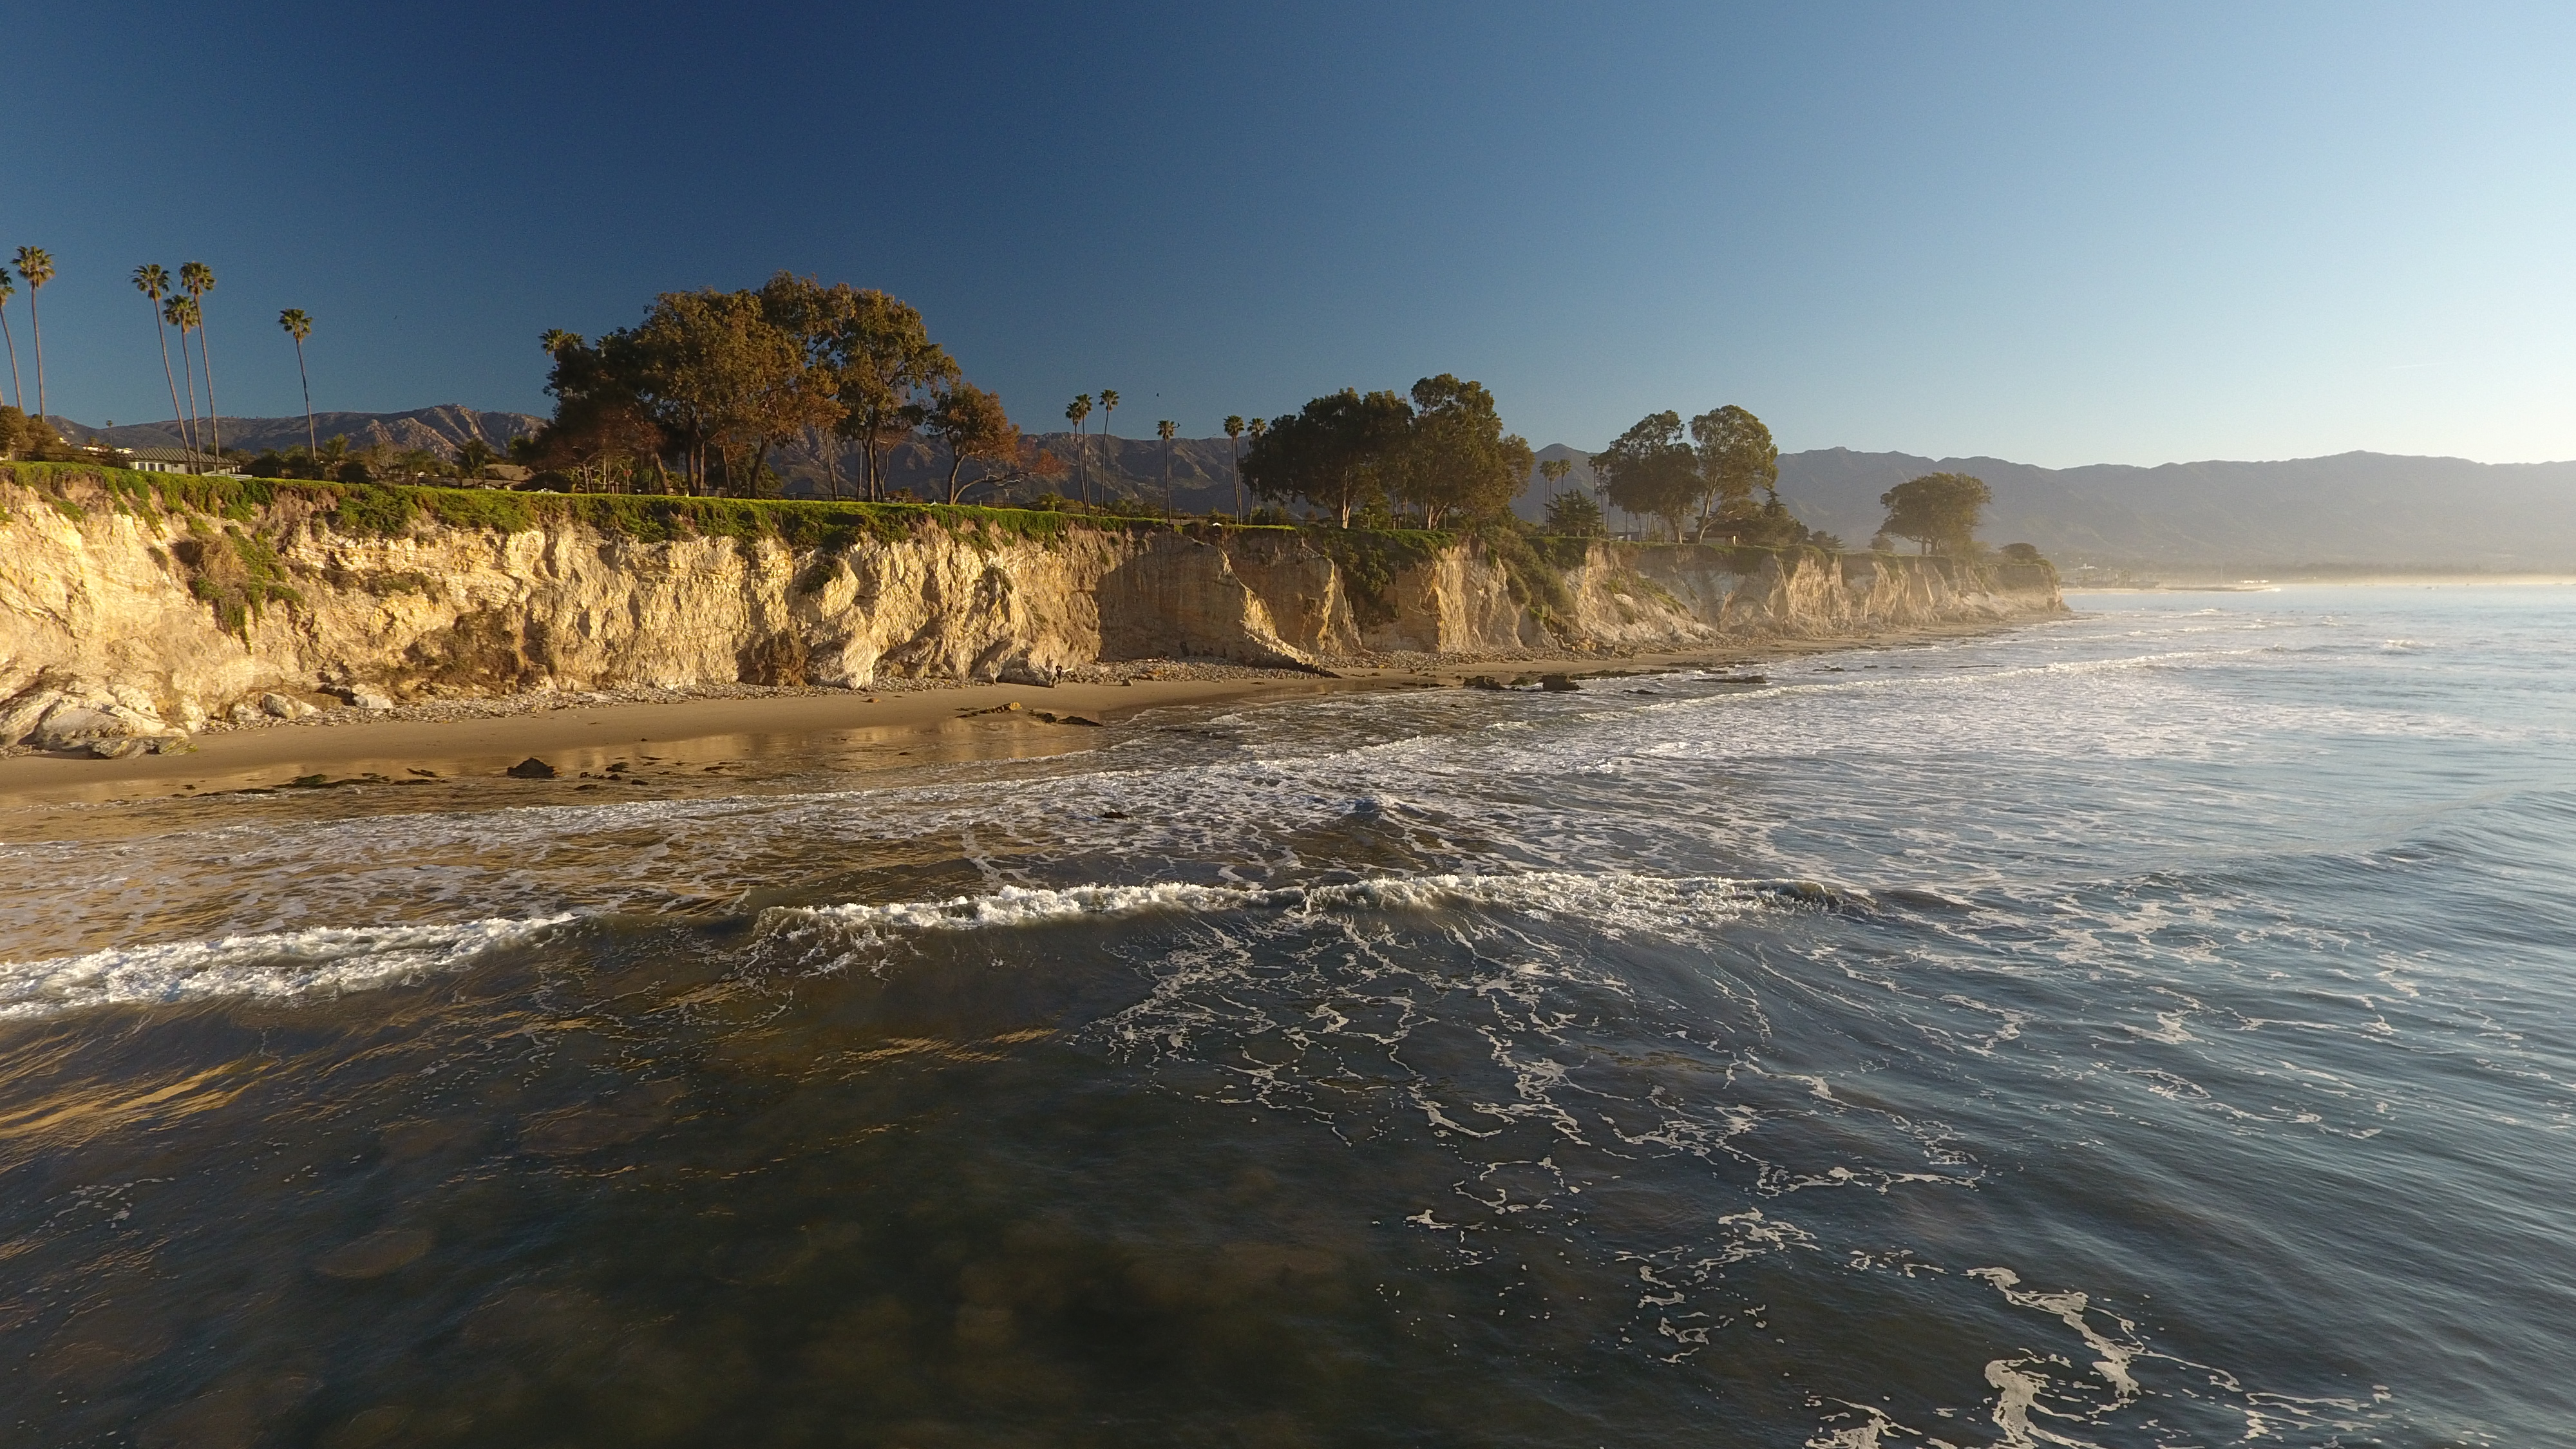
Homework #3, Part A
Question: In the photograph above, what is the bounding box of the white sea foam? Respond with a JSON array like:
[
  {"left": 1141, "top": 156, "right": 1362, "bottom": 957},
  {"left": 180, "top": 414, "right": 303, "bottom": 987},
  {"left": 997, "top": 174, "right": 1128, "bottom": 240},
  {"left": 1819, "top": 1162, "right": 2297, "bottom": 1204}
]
[
  {"left": 0, "top": 914, "right": 574, "bottom": 1021},
  {"left": 762, "top": 869, "right": 1768, "bottom": 947}
]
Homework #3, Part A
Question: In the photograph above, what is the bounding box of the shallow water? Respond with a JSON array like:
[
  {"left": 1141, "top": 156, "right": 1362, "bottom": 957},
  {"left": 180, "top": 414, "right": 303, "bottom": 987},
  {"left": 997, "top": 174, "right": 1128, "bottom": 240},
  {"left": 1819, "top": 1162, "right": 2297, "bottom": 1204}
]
[{"left": 4, "top": 586, "right": 2571, "bottom": 1446}]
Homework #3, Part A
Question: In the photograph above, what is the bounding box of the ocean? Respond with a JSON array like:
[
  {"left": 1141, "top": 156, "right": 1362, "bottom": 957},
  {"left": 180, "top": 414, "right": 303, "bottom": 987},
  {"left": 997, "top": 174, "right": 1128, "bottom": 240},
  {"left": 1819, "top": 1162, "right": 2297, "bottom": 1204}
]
[{"left": 3, "top": 585, "right": 2570, "bottom": 1447}]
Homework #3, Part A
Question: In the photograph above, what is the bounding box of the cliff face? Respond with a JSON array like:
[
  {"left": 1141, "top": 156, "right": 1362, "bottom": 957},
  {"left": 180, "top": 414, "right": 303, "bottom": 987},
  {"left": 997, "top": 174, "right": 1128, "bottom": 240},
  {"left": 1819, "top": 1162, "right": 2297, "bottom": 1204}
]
[{"left": 0, "top": 471, "right": 2062, "bottom": 753}]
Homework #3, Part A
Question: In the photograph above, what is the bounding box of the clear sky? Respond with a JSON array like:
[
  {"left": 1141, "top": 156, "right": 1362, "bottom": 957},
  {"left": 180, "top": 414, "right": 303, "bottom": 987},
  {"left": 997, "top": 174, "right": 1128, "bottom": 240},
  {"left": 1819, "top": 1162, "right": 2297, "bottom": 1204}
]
[{"left": 11, "top": 1, "right": 2571, "bottom": 466}]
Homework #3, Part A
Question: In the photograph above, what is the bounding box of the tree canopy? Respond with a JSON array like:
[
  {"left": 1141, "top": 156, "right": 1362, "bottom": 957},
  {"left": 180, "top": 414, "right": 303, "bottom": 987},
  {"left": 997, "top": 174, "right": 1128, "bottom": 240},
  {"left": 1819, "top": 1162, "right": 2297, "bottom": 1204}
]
[
  {"left": 1689, "top": 405, "right": 1777, "bottom": 530},
  {"left": 1240, "top": 387, "right": 1416, "bottom": 527},
  {"left": 1878, "top": 472, "right": 1992, "bottom": 554},
  {"left": 1391, "top": 374, "right": 1534, "bottom": 528},
  {"left": 1593, "top": 411, "right": 1702, "bottom": 540},
  {"left": 532, "top": 275, "right": 981, "bottom": 498}
]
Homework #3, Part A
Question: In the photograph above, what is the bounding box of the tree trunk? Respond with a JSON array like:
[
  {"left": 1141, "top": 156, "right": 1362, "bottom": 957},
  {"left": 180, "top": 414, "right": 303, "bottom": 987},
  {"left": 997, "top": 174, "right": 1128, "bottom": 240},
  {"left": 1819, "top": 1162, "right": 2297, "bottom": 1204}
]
[
  {"left": 817, "top": 428, "right": 841, "bottom": 500},
  {"left": 25, "top": 289, "right": 42, "bottom": 424},
  {"left": 1, "top": 308, "right": 21, "bottom": 412},
  {"left": 158, "top": 312, "right": 188, "bottom": 455},
  {"left": 198, "top": 316, "right": 222, "bottom": 466},
  {"left": 177, "top": 328, "right": 203, "bottom": 467},
  {"left": 294, "top": 339, "right": 316, "bottom": 455}
]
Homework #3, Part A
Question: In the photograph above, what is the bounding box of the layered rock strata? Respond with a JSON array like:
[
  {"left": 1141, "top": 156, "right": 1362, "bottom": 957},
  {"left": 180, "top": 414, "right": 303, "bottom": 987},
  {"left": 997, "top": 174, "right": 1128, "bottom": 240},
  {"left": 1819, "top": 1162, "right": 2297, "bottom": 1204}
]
[{"left": 1, "top": 473, "right": 2062, "bottom": 752}]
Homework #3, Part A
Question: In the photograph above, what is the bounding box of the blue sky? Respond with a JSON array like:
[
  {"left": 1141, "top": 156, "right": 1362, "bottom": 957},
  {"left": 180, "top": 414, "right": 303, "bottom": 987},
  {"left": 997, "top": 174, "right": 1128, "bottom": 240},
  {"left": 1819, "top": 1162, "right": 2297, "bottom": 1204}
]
[{"left": 11, "top": 1, "right": 2571, "bottom": 465}]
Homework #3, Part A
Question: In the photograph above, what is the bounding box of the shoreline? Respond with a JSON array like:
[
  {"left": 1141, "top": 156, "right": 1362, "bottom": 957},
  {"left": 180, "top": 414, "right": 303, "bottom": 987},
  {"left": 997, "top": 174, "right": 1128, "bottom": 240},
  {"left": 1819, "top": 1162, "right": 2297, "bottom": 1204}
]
[{"left": 0, "top": 620, "right": 2034, "bottom": 807}]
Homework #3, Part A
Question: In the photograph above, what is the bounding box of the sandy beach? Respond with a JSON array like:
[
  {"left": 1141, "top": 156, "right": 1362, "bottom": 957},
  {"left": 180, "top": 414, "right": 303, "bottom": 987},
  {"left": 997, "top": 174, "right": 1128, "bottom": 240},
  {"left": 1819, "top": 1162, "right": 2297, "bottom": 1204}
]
[{"left": 0, "top": 625, "right": 2025, "bottom": 807}]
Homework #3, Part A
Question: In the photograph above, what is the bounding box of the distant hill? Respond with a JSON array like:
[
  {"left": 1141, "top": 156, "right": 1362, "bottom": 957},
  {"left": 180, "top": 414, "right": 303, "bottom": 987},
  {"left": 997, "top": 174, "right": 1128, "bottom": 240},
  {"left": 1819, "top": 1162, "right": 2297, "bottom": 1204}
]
[
  {"left": 60, "top": 406, "right": 542, "bottom": 459},
  {"left": 1768, "top": 449, "right": 2576, "bottom": 570},
  {"left": 1516, "top": 445, "right": 2576, "bottom": 571}
]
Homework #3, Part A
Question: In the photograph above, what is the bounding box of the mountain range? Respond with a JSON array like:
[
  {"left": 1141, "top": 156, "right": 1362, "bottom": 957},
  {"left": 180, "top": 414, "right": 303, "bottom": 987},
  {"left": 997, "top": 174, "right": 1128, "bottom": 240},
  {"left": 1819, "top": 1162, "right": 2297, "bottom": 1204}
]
[
  {"left": 53, "top": 408, "right": 2576, "bottom": 571},
  {"left": 61, "top": 406, "right": 543, "bottom": 459},
  {"left": 1521, "top": 445, "right": 2576, "bottom": 571}
]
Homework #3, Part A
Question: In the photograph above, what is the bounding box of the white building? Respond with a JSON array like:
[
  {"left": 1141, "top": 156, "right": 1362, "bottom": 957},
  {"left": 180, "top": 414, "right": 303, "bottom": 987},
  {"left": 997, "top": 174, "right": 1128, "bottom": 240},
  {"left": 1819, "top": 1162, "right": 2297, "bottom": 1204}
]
[{"left": 121, "top": 446, "right": 226, "bottom": 474}]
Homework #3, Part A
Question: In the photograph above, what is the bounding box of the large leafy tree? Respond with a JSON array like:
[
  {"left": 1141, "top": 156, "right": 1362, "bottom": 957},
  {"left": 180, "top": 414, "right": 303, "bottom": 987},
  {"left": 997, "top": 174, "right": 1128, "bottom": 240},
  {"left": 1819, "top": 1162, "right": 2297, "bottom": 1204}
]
[
  {"left": 531, "top": 330, "right": 665, "bottom": 493},
  {"left": 634, "top": 289, "right": 846, "bottom": 494},
  {"left": 1593, "top": 411, "right": 1702, "bottom": 540},
  {"left": 1240, "top": 388, "right": 1414, "bottom": 527},
  {"left": 817, "top": 289, "right": 954, "bottom": 501},
  {"left": 1688, "top": 404, "right": 1777, "bottom": 538},
  {"left": 1878, "top": 471, "right": 1993, "bottom": 554},
  {"left": 926, "top": 383, "right": 1019, "bottom": 502},
  {"left": 1392, "top": 374, "right": 1532, "bottom": 528},
  {"left": 11, "top": 247, "right": 51, "bottom": 422},
  {"left": 1542, "top": 488, "right": 1604, "bottom": 536}
]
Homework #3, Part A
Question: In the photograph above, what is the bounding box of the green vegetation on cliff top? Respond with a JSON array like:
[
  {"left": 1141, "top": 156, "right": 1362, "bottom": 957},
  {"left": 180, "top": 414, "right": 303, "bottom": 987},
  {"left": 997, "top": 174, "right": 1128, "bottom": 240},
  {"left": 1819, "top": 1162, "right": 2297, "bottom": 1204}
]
[{"left": 3, "top": 462, "right": 1909, "bottom": 587}]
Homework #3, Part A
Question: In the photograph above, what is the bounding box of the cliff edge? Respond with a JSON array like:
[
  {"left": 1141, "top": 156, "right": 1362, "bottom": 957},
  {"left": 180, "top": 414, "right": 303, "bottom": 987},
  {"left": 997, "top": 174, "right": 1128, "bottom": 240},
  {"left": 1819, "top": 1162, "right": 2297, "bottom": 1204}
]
[{"left": 0, "top": 466, "right": 2063, "bottom": 754}]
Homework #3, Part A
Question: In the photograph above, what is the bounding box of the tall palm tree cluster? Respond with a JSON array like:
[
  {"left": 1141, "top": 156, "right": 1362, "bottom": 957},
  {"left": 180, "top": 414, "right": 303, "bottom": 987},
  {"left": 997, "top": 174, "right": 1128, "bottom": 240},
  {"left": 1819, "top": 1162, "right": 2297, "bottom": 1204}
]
[
  {"left": 0, "top": 244, "right": 324, "bottom": 474},
  {"left": 127, "top": 259, "right": 266, "bottom": 471}
]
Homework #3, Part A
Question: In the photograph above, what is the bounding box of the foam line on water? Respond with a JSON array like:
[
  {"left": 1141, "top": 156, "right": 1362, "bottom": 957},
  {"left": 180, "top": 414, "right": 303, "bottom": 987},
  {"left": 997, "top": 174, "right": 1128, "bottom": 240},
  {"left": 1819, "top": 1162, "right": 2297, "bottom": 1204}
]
[
  {"left": 763, "top": 869, "right": 1779, "bottom": 944},
  {"left": 0, "top": 915, "right": 576, "bottom": 1021}
]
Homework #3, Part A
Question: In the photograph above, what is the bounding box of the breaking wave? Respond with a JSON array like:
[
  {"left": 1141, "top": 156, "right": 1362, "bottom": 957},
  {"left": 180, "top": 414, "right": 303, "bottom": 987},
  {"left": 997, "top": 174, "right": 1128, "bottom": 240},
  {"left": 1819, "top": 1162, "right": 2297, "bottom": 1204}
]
[{"left": 0, "top": 914, "right": 575, "bottom": 1021}]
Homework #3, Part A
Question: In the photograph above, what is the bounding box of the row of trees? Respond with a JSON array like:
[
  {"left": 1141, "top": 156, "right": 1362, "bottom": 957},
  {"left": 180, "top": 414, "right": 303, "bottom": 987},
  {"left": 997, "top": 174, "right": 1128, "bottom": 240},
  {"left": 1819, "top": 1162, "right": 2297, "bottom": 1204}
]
[
  {"left": 1239, "top": 376, "right": 1535, "bottom": 529},
  {"left": 533, "top": 275, "right": 1044, "bottom": 502},
  {"left": 242, "top": 434, "right": 520, "bottom": 486}
]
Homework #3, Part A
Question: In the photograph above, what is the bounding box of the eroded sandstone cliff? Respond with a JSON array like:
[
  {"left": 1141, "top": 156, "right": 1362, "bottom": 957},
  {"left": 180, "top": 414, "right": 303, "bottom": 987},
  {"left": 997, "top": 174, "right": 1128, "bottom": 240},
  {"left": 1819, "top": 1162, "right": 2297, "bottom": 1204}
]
[{"left": 0, "top": 469, "right": 2061, "bottom": 753}]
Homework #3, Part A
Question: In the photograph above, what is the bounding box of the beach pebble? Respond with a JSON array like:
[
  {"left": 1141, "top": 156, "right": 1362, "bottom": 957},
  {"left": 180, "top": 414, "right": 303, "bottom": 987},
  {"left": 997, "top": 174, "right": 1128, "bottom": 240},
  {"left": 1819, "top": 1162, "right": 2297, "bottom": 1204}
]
[
  {"left": 506, "top": 757, "right": 558, "bottom": 779},
  {"left": 260, "top": 692, "right": 316, "bottom": 719}
]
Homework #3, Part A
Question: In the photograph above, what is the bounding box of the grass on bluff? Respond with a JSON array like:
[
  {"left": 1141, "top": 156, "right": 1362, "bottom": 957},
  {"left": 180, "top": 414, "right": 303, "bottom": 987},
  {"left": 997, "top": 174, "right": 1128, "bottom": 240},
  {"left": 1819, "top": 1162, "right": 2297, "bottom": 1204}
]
[{"left": 0, "top": 461, "right": 1282, "bottom": 551}]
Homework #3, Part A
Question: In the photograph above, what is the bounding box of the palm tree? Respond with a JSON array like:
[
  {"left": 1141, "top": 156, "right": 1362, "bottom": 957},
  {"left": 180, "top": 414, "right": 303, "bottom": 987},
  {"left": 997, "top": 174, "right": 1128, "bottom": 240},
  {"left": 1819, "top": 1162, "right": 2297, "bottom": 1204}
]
[
  {"left": 180, "top": 263, "right": 222, "bottom": 465},
  {"left": 1223, "top": 415, "right": 1245, "bottom": 514},
  {"left": 1244, "top": 416, "right": 1267, "bottom": 513},
  {"left": 278, "top": 309, "right": 317, "bottom": 455},
  {"left": 12, "top": 247, "right": 53, "bottom": 423},
  {"left": 1157, "top": 419, "right": 1177, "bottom": 513},
  {"left": 0, "top": 272, "right": 20, "bottom": 412},
  {"left": 1065, "top": 394, "right": 1092, "bottom": 506},
  {"left": 165, "top": 296, "right": 204, "bottom": 469},
  {"left": 135, "top": 266, "right": 190, "bottom": 454},
  {"left": 1097, "top": 389, "right": 1119, "bottom": 500}
]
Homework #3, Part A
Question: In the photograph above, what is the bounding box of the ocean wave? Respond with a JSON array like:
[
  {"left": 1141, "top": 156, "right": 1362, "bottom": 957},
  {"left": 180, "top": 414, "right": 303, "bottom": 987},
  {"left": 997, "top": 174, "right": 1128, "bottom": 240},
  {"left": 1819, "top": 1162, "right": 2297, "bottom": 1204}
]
[
  {"left": 0, "top": 914, "right": 575, "bottom": 1021},
  {"left": 757, "top": 869, "right": 1779, "bottom": 958}
]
